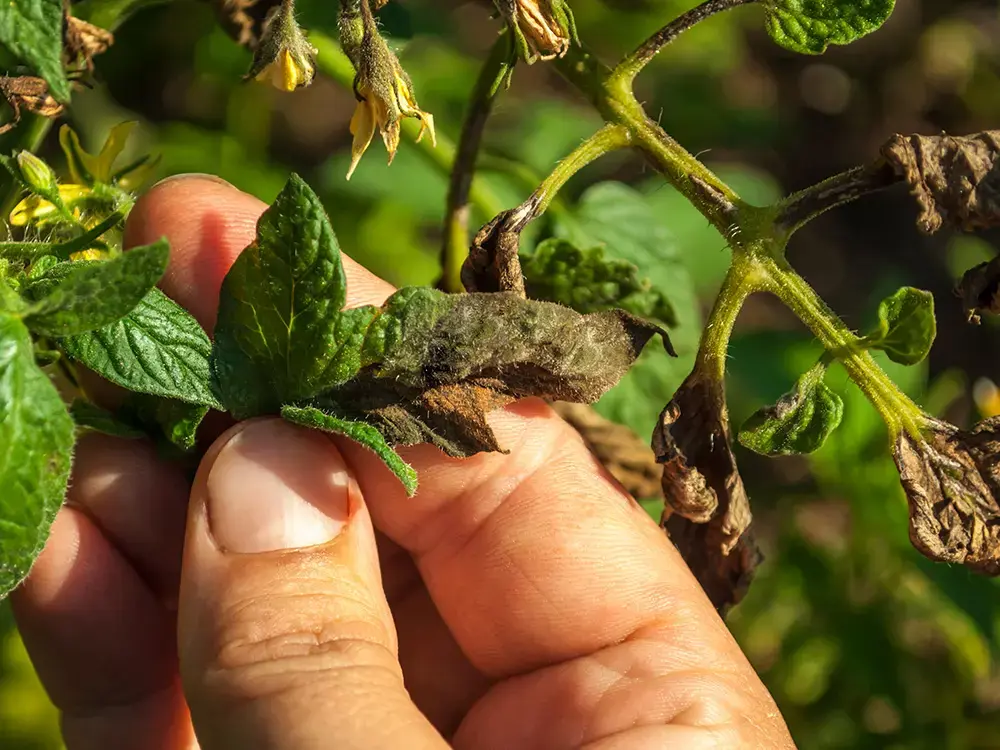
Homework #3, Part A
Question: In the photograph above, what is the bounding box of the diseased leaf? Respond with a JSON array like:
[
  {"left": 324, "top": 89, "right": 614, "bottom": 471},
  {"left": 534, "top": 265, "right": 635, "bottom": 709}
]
[
  {"left": 59, "top": 286, "right": 220, "bottom": 409},
  {"left": 281, "top": 405, "right": 418, "bottom": 495},
  {"left": 653, "top": 370, "right": 759, "bottom": 612},
  {"left": 325, "top": 289, "right": 666, "bottom": 458},
  {"left": 762, "top": 0, "right": 896, "bottom": 55},
  {"left": 893, "top": 417, "right": 1000, "bottom": 575},
  {"left": 956, "top": 256, "right": 1000, "bottom": 324},
  {"left": 0, "top": 313, "right": 74, "bottom": 598},
  {"left": 881, "top": 131, "right": 1000, "bottom": 234},
  {"left": 864, "top": 287, "right": 936, "bottom": 366},
  {"left": 0, "top": 0, "right": 70, "bottom": 102},
  {"left": 521, "top": 238, "right": 676, "bottom": 326},
  {"left": 212, "top": 174, "right": 377, "bottom": 418},
  {"left": 23, "top": 241, "right": 170, "bottom": 337},
  {"left": 739, "top": 363, "right": 844, "bottom": 456},
  {"left": 69, "top": 399, "right": 145, "bottom": 440}
]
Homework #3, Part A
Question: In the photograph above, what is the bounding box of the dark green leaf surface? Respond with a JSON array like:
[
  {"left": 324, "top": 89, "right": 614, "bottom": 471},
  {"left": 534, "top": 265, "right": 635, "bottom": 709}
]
[
  {"left": 0, "top": 0, "right": 70, "bottom": 101},
  {"left": 521, "top": 238, "right": 676, "bottom": 325},
  {"left": 762, "top": 0, "right": 896, "bottom": 55},
  {"left": 739, "top": 363, "right": 844, "bottom": 456},
  {"left": 24, "top": 241, "right": 170, "bottom": 337},
  {"left": 865, "top": 286, "right": 936, "bottom": 366},
  {"left": 212, "top": 174, "right": 376, "bottom": 418},
  {"left": 0, "top": 314, "right": 74, "bottom": 598},
  {"left": 124, "top": 394, "right": 208, "bottom": 452},
  {"left": 59, "top": 286, "right": 220, "bottom": 408},
  {"left": 281, "top": 405, "right": 418, "bottom": 495},
  {"left": 69, "top": 399, "right": 145, "bottom": 440}
]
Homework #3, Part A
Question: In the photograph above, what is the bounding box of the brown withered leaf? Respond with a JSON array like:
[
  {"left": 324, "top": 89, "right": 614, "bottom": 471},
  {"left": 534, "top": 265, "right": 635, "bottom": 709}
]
[
  {"left": 955, "top": 256, "right": 1000, "bottom": 324},
  {"left": 64, "top": 16, "right": 113, "bottom": 72},
  {"left": 652, "top": 371, "right": 759, "bottom": 612},
  {"left": 551, "top": 401, "right": 662, "bottom": 499},
  {"left": 315, "top": 288, "right": 670, "bottom": 458},
  {"left": 893, "top": 418, "right": 1000, "bottom": 574},
  {"left": 463, "top": 199, "right": 541, "bottom": 296},
  {"left": 0, "top": 77, "right": 64, "bottom": 136},
  {"left": 881, "top": 131, "right": 1000, "bottom": 234}
]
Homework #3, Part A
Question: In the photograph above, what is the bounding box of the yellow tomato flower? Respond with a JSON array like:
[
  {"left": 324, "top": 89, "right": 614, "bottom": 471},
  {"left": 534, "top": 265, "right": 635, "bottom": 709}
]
[
  {"left": 10, "top": 184, "right": 91, "bottom": 227},
  {"left": 346, "top": 23, "right": 435, "bottom": 180},
  {"left": 247, "top": 0, "right": 317, "bottom": 92}
]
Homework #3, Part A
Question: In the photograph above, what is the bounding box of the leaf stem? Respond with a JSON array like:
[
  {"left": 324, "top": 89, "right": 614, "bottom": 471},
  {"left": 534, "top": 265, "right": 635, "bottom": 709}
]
[
  {"left": 695, "top": 250, "right": 766, "bottom": 380},
  {"left": 775, "top": 160, "right": 901, "bottom": 237},
  {"left": 441, "top": 37, "right": 511, "bottom": 293},
  {"left": 756, "top": 251, "right": 925, "bottom": 437},
  {"left": 613, "top": 0, "right": 759, "bottom": 86}
]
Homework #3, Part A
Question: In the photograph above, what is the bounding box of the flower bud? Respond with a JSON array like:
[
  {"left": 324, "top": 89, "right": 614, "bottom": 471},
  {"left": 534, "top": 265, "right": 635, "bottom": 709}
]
[
  {"left": 246, "top": 0, "right": 317, "bottom": 92},
  {"left": 493, "top": 0, "right": 577, "bottom": 64},
  {"left": 15, "top": 151, "right": 58, "bottom": 195},
  {"left": 893, "top": 417, "right": 1000, "bottom": 574},
  {"left": 346, "top": 0, "right": 435, "bottom": 179}
]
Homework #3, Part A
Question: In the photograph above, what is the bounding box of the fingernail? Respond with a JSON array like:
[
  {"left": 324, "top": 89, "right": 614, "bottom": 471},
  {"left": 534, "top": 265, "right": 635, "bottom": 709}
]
[
  {"left": 153, "top": 173, "right": 234, "bottom": 189},
  {"left": 206, "top": 420, "right": 351, "bottom": 554}
]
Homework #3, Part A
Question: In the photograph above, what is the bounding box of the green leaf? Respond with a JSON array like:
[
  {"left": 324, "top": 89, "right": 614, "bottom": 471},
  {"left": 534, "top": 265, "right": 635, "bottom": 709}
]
[
  {"left": 521, "top": 238, "right": 676, "bottom": 326},
  {"left": 212, "top": 174, "right": 376, "bottom": 419},
  {"left": 124, "top": 394, "right": 208, "bottom": 452},
  {"left": 59, "top": 286, "right": 220, "bottom": 408},
  {"left": 23, "top": 241, "right": 170, "bottom": 336},
  {"left": 738, "top": 363, "right": 844, "bottom": 456},
  {"left": 0, "top": 313, "right": 74, "bottom": 598},
  {"left": 762, "top": 0, "right": 896, "bottom": 55},
  {"left": 863, "top": 286, "right": 936, "bottom": 366},
  {"left": 0, "top": 0, "right": 70, "bottom": 102},
  {"left": 281, "top": 405, "right": 418, "bottom": 495},
  {"left": 69, "top": 399, "right": 145, "bottom": 440}
]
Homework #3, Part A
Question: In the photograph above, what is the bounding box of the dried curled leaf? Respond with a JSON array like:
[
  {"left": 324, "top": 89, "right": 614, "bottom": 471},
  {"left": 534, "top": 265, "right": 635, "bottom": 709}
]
[
  {"left": 0, "top": 76, "right": 64, "bottom": 136},
  {"left": 881, "top": 131, "right": 1000, "bottom": 234},
  {"left": 893, "top": 418, "right": 1000, "bottom": 574},
  {"left": 464, "top": 201, "right": 537, "bottom": 296},
  {"left": 64, "top": 16, "right": 114, "bottom": 72},
  {"left": 956, "top": 255, "right": 1000, "bottom": 324},
  {"left": 652, "top": 371, "right": 758, "bottom": 612}
]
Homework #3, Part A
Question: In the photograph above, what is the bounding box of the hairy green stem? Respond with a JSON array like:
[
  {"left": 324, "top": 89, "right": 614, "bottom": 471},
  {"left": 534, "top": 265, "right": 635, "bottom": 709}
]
[
  {"left": 441, "top": 37, "right": 511, "bottom": 293},
  {"left": 533, "top": 123, "right": 630, "bottom": 216},
  {"left": 696, "top": 250, "right": 766, "bottom": 380},
  {"left": 614, "top": 0, "right": 758, "bottom": 86}
]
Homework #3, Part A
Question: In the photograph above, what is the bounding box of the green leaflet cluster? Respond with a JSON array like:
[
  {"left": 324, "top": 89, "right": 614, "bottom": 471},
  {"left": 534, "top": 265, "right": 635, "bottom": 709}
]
[{"left": 212, "top": 174, "right": 667, "bottom": 495}]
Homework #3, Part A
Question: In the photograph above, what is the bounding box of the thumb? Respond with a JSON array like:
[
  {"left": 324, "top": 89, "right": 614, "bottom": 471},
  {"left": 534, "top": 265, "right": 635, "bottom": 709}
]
[{"left": 177, "top": 418, "right": 447, "bottom": 750}]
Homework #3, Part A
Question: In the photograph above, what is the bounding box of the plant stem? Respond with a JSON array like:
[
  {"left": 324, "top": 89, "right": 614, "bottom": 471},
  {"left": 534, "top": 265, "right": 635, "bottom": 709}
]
[
  {"left": 756, "top": 251, "right": 925, "bottom": 437},
  {"left": 441, "top": 37, "right": 511, "bottom": 292},
  {"left": 533, "top": 123, "right": 631, "bottom": 215},
  {"left": 311, "top": 32, "right": 505, "bottom": 220},
  {"left": 554, "top": 47, "right": 745, "bottom": 238},
  {"left": 614, "top": 0, "right": 758, "bottom": 86},
  {"left": 696, "top": 249, "right": 766, "bottom": 380},
  {"left": 776, "top": 161, "right": 901, "bottom": 236}
]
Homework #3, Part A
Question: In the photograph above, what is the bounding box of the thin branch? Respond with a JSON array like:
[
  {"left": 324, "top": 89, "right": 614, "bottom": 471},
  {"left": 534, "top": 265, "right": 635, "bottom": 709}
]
[
  {"left": 615, "top": 0, "right": 758, "bottom": 85},
  {"left": 776, "top": 161, "right": 902, "bottom": 235},
  {"left": 440, "top": 37, "right": 511, "bottom": 293}
]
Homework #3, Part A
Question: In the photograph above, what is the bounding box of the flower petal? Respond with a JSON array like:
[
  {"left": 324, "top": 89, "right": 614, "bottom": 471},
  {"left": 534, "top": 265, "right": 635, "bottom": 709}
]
[{"left": 347, "top": 100, "right": 377, "bottom": 180}]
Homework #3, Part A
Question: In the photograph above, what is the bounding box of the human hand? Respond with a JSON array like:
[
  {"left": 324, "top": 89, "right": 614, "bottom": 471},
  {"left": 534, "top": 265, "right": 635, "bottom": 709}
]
[{"left": 11, "top": 175, "right": 794, "bottom": 750}]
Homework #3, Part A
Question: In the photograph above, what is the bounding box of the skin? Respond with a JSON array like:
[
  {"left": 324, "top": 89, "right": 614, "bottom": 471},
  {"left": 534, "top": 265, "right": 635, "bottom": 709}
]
[{"left": 10, "top": 175, "right": 796, "bottom": 750}]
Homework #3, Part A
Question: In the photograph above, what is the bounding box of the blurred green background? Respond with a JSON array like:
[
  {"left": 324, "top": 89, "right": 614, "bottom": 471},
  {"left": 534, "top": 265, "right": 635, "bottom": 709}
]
[{"left": 4, "top": 0, "right": 1000, "bottom": 747}]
